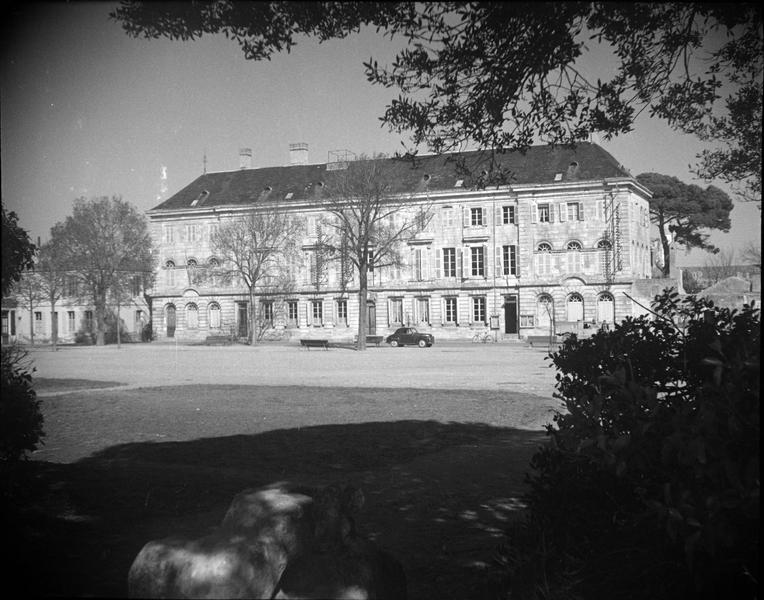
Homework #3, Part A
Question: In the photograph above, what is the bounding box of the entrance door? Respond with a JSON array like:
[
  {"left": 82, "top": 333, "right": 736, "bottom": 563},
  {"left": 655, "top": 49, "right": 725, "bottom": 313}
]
[
  {"left": 567, "top": 293, "right": 584, "bottom": 322},
  {"left": 166, "top": 305, "right": 176, "bottom": 338},
  {"left": 597, "top": 293, "right": 615, "bottom": 324},
  {"left": 504, "top": 296, "right": 518, "bottom": 334},
  {"left": 367, "top": 302, "right": 376, "bottom": 335},
  {"left": 237, "top": 302, "right": 248, "bottom": 339}
]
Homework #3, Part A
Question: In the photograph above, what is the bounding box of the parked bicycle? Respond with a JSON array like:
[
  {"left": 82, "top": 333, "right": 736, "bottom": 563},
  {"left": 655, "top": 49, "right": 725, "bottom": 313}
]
[{"left": 471, "top": 331, "right": 495, "bottom": 343}]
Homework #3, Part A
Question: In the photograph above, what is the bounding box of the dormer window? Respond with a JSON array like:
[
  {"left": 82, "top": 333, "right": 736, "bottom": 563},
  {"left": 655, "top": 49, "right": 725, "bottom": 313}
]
[
  {"left": 165, "top": 260, "right": 176, "bottom": 268},
  {"left": 191, "top": 190, "right": 209, "bottom": 207}
]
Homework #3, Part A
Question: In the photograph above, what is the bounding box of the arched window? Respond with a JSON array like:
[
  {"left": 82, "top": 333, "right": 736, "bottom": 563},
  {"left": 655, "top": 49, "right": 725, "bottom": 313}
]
[
  {"left": 186, "top": 303, "right": 199, "bottom": 329},
  {"left": 597, "top": 239, "right": 612, "bottom": 250},
  {"left": 208, "top": 257, "right": 220, "bottom": 268},
  {"left": 566, "top": 292, "right": 584, "bottom": 322},
  {"left": 536, "top": 242, "right": 552, "bottom": 276},
  {"left": 208, "top": 302, "right": 221, "bottom": 329},
  {"left": 536, "top": 294, "right": 554, "bottom": 331},
  {"left": 187, "top": 258, "right": 197, "bottom": 267},
  {"left": 566, "top": 241, "right": 582, "bottom": 273},
  {"left": 597, "top": 292, "right": 615, "bottom": 323},
  {"left": 165, "top": 260, "right": 176, "bottom": 286}
]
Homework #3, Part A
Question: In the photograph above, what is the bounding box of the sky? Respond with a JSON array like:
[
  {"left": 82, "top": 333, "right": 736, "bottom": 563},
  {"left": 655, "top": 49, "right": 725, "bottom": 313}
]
[{"left": 2, "top": 2, "right": 760, "bottom": 268}]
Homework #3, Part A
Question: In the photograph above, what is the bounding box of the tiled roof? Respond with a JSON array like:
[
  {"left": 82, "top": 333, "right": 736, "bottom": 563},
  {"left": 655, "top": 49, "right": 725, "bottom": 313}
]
[{"left": 150, "top": 143, "right": 632, "bottom": 211}]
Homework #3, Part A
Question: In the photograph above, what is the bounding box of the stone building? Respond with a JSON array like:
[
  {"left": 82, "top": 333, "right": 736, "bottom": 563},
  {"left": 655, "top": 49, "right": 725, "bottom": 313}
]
[{"left": 147, "top": 143, "right": 653, "bottom": 342}]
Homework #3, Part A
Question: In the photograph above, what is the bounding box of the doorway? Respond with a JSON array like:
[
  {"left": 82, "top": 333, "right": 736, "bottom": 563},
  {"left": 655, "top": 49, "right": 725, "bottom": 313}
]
[
  {"left": 367, "top": 301, "right": 376, "bottom": 335},
  {"left": 504, "top": 295, "right": 518, "bottom": 334},
  {"left": 165, "top": 304, "right": 176, "bottom": 338},
  {"left": 237, "top": 302, "right": 248, "bottom": 339}
]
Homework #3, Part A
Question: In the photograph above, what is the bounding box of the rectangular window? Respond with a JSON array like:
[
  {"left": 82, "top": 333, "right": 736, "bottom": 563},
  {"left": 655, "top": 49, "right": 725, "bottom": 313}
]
[
  {"left": 65, "top": 276, "right": 78, "bottom": 297},
  {"left": 538, "top": 203, "right": 550, "bottom": 223},
  {"left": 131, "top": 275, "right": 142, "bottom": 297},
  {"left": 68, "top": 311, "right": 76, "bottom": 333},
  {"left": 311, "top": 300, "right": 323, "bottom": 326},
  {"left": 443, "top": 208, "right": 455, "bottom": 227},
  {"left": 262, "top": 301, "right": 274, "bottom": 323},
  {"left": 416, "top": 298, "right": 429, "bottom": 324},
  {"left": 443, "top": 248, "right": 457, "bottom": 278},
  {"left": 470, "top": 207, "right": 484, "bottom": 226},
  {"left": 337, "top": 299, "right": 348, "bottom": 325},
  {"left": 390, "top": 298, "right": 403, "bottom": 325},
  {"left": 470, "top": 246, "right": 485, "bottom": 277},
  {"left": 287, "top": 301, "right": 298, "bottom": 327},
  {"left": 502, "top": 245, "right": 518, "bottom": 276},
  {"left": 520, "top": 314, "right": 535, "bottom": 328},
  {"left": 567, "top": 202, "right": 581, "bottom": 221},
  {"left": 85, "top": 310, "right": 93, "bottom": 332},
  {"left": 502, "top": 205, "right": 516, "bottom": 224},
  {"left": 164, "top": 225, "right": 174, "bottom": 243},
  {"left": 444, "top": 297, "right": 457, "bottom": 324},
  {"left": 34, "top": 311, "right": 43, "bottom": 334},
  {"left": 537, "top": 252, "right": 552, "bottom": 276},
  {"left": 472, "top": 297, "right": 486, "bottom": 324}
]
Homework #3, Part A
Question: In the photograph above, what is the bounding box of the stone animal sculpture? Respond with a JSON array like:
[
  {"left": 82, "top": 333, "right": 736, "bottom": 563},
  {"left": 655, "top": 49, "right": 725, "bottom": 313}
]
[
  {"left": 127, "top": 482, "right": 362, "bottom": 599},
  {"left": 273, "top": 486, "right": 407, "bottom": 600}
]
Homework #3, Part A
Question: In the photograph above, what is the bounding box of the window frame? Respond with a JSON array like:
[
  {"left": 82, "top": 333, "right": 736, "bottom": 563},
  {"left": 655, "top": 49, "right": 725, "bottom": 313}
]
[
  {"left": 502, "top": 205, "right": 516, "bottom": 225},
  {"left": 442, "top": 247, "right": 457, "bottom": 278},
  {"left": 538, "top": 203, "right": 551, "bottom": 223},
  {"left": 472, "top": 296, "right": 487, "bottom": 324},
  {"left": 470, "top": 246, "right": 485, "bottom": 277}
]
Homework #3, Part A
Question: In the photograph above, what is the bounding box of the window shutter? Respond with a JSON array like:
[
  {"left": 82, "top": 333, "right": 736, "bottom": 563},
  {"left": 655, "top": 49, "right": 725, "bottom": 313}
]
[
  {"left": 410, "top": 248, "right": 416, "bottom": 280},
  {"left": 530, "top": 203, "right": 537, "bottom": 223},
  {"left": 457, "top": 248, "right": 463, "bottom": 279},
  {"left": 387, "top": 298, "right": 392, "bottom": 326},
  {"left": 559, "top": 204, "right": 567, "bottom": 222},
  {"left": 424, "top": 247, "right": 431, "bottom": 279},
  {"left": 483, "top": 245, "right": 488, "bottom": 278},
  {"left": 578, "top": 202, "right": 585, "bottom": 220},
  {"left": 435, "top": 248, "right": 441, "bottom": 278},
  {"left": 482, "top": 207, "right": 488, "bottom": 226},
  {"left": 462, "top": 206, "right": 468, "bottom": 227},
  {"left": 496, "top": 246, "right": 502, "bottom": 276},
  {"left": 454, "top": 298, "right": 459, "bottom": 326},
  {"left": 496, "top": 205, "right": 502, "bottom": 225},
  {"left": 549, "top": 204, "right": 555, "bottom": 223}
]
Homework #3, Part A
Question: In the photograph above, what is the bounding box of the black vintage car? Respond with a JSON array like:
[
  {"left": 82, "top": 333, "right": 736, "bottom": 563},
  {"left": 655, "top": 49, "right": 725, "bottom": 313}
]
[{"left": 384, "top": 327, "right": 435, "bottom": 348}]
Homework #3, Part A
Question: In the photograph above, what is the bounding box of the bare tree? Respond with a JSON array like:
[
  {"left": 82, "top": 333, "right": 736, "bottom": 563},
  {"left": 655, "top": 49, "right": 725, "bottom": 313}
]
[
  {"left": 322, "top": 155, "right": 432, "bottom": 350},
  {"left": 210, "top": 209, "right": 303, "bottom": 344},
  {"left": 740, "top": 241, "right": 761, "bottom": 267},
  {"left": 703, "top": 248, "right": 737, "bottom": 286},
  {"left": 14, "top": 270, "right": 44, "bottom": 346},
  {"left": 35, "top": 239, "right": 68, "bottom": 351}
]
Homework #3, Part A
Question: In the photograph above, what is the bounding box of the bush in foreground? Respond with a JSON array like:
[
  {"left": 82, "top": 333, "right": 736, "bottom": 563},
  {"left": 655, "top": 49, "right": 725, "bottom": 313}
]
[
  {"left": 1, "top": 343, "right": 44, "bottom": 464},
  {"left": 501, "top": 290, "right": 759, "bottom": 599}
]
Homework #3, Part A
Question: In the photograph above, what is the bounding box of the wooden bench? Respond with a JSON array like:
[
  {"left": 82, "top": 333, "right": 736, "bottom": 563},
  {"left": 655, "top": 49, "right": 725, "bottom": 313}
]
[
  {"left": 354, "top": 335, "right": 384, "bottom": 347},
  {"left": 300, "top": 339, "right": 329, "bottom": 350},
  {"left": 205, "top": 335, "right": 232, "bottom": 346}
]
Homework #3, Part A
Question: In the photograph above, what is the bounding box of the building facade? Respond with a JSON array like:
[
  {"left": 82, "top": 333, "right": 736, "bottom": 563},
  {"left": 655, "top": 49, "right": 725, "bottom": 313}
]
[{"left": 147, "top": 143, "right": 654, "bottom": 342}]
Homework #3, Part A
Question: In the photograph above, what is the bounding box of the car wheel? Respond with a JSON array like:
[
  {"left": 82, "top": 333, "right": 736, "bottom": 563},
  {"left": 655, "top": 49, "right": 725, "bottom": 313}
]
[
  {"left": 418, "top": 339, "right": 427, "bottom": 348},
  {"left": 390, "top": 340, "right": 399, "bottom": 347}
]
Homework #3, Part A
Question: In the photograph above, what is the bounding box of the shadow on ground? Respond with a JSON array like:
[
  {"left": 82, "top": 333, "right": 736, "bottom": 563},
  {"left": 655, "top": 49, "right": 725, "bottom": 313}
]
[{"left": 5, "top": 420, "right": 547, "bottom": 599}]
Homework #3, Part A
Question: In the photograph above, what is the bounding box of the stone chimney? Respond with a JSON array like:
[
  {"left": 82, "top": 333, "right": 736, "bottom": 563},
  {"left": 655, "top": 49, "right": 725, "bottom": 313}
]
[
  {"left": 239, "top": 147, "right": 252, "bottom": 170},
  {"left": 289, "top": 142, "right": 309, "bottom": 166}
]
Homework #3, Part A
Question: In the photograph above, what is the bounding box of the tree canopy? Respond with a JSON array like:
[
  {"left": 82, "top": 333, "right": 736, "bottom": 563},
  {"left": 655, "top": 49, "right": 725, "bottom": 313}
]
[
  {"left": 111, "top": 2, "right": 762, "bottom": 198},
  {"left": 49, "top": 196, "right": 154, "bottom": 345},
  {"left": 1, "top": 203, "right": 36, "bottom": 297},
  {"left": 636, "top": 172, "right": 733, "bottom": 277}
]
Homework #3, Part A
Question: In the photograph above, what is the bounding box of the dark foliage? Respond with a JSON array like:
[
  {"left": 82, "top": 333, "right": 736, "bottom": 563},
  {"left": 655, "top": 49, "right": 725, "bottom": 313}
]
[
  {"left": 0, "top": 344, "right": 44, "bottom": 464},
  {"left": 502, "top": 290, "right": 759, "bottom": 599},
  {"left": 1, "top": 203, "right": 36, "bottom": 296}
]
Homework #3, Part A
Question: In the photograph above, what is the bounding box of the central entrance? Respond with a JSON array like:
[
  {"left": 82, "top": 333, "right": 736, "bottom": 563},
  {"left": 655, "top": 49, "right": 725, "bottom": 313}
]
[{"left": 504, "top": 295, "right": 518, "bottom": 334}]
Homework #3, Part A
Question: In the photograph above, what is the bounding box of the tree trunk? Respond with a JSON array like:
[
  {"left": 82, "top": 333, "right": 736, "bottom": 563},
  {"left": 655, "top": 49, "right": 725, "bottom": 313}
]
[
  {"left": 95, "top": 299, "right": 106, "bottom": 346},
  {"left": 50, "top": 302, "right": 58, "bottom": 352},
  {"left": 357, "top": 268, "right": 368, "bottom": 351},
  {"left": 248, "top": 287, "right": 257, "bottom": 345},
  {"left": 117, "top": 300, "right": 121, "bottom": 348},
  {"left": 29, "top": 305, "right": 35, "bottom": 346},
  {"left": 657, "top": 212, "right": 671, "bottom": 278}
]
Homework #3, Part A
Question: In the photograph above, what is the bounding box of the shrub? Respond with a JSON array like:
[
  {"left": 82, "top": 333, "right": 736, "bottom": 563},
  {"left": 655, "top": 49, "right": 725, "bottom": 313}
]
[
  {"left": 0, "top": 343, "right": 44, "bottom": 463},
  {"left": 503, "top": 290, "right": 759, "bottom": 599}
]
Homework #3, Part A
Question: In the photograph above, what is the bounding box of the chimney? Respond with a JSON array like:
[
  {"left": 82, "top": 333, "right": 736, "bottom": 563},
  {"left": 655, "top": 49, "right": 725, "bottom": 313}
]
[
  {"left": 239, "top": 147, "right": 252, "bottom": 170},
  {"left": 289, "top": 142, "right": 309, "bottom": 166}
]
